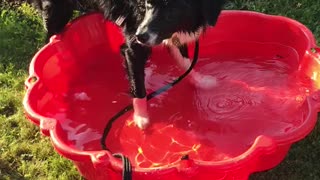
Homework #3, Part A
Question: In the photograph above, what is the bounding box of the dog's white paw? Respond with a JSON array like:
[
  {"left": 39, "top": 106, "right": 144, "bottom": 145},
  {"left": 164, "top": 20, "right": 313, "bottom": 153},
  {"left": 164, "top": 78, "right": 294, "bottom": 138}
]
[
  {"left": 133, "top": 113, "right": 150, "bottom": 129},
  {"left": 132, "top": 97, "right": 149, "bottom": 129},
  {"left": 190, "top": 72, "right": 218, "bottom": 90}
]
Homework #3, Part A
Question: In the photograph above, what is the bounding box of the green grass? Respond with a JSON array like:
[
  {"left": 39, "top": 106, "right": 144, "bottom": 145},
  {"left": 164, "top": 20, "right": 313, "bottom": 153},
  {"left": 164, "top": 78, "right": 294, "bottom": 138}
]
[
  {"left": 0, "top": 1, "right": 319, "bottom": 179},
  {"left": 0, "top": 3, "right": 82, "bottom": 180}
]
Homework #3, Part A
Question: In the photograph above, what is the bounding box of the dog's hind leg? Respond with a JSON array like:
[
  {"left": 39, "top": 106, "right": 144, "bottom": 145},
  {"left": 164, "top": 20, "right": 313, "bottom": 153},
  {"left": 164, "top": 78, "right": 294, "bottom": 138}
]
[
  {"left": 121, "top": 41, "right": 151, "bottom": 129},
  {"left": 41, "top": 0, "right": 74, "bottom": 42}
]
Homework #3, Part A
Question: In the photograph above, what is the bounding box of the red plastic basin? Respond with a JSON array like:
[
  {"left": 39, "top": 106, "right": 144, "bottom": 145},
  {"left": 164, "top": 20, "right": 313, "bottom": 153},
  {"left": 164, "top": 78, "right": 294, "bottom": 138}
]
[{"left": 24, "top": 10, "right": 320, "bottom": 180}]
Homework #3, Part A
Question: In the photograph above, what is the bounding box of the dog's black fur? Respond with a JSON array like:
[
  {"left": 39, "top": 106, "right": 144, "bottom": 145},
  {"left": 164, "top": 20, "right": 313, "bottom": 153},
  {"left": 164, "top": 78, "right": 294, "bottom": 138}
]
[{"left": 29, "top": 0, "right": 225, "bottom": 128}]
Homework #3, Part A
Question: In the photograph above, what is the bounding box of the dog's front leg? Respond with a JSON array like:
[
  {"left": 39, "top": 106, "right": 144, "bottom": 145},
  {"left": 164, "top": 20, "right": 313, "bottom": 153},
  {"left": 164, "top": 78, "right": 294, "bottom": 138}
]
[
  {"left": 41, "top": 0, "right": 73, "bottom": 42},
  {"left": 121, "top": 42, "right": 151, "bottom": 129},
  {"left": 168, "top": 43, "right": 218, "bottom": 89}
]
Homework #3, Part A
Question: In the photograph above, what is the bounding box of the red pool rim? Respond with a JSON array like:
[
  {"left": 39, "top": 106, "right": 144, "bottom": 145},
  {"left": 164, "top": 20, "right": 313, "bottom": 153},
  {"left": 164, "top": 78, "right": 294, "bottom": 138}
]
[{"left": 23, "top": 10, "right": 320, "bottom": 177}]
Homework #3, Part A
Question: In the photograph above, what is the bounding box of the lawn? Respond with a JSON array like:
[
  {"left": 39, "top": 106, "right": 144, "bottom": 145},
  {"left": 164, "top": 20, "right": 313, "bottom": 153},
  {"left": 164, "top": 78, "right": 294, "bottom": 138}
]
[{"left": 0, "top": 0, "right": 319, "bottom": 179}]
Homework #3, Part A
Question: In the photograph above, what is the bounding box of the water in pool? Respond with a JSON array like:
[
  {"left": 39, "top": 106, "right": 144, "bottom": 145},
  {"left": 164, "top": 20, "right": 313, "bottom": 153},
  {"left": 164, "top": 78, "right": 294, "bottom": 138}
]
[{"left": 41, "top": 41, "right": 315, "bottom": 168}]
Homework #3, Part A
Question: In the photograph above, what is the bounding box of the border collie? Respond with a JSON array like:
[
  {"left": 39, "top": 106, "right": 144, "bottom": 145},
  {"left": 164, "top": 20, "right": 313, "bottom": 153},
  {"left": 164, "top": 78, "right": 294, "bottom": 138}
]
[{"left": 29, "top": 0, "right": 225, "bottom": 129}]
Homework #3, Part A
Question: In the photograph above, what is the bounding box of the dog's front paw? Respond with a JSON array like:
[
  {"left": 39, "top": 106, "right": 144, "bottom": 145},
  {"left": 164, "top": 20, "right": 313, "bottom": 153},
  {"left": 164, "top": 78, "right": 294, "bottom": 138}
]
[
  {"left": 133, "top": 113, "right": 150, "bottom": 129},
  {"left": 132, "top": 97, "right": 149, "bottom": 129},
  {"left": 190, "top": 72, "right": 218, "bottom": 90}
]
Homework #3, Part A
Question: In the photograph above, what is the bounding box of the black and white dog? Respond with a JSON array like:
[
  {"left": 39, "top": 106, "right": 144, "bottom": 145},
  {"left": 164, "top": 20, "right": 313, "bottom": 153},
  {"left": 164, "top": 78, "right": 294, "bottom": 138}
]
[{"left": 30, "top": 0, "right": 225, "bottom": 129}]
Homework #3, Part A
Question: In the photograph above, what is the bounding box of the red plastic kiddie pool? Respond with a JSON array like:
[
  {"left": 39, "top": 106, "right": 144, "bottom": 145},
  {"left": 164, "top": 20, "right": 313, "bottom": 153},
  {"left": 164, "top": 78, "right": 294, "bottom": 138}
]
[{"left": 24, "top": 10, "right": 320, "bottom": 180}]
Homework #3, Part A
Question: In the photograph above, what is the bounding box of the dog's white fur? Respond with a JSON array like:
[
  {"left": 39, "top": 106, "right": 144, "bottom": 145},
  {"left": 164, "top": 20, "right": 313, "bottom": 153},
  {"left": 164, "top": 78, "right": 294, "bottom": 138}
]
[
  {"left": 133, "top": 97, "right": 149, "bottom": 129},
  {"left": 133, "top": 30, "right": 217, "bottom": 129}
]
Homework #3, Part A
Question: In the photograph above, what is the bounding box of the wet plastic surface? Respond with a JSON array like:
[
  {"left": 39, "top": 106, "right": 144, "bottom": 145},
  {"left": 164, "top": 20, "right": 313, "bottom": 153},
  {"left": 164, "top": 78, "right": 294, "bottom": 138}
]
[{"left": 24, "top": 11, "right": 320, "bottom": 180}]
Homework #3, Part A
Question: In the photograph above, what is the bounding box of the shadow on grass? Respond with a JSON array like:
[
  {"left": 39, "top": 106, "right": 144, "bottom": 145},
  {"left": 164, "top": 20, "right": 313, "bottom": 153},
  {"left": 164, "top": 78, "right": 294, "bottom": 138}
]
[{"left": 0, "top": 160, "right": 27, "bottom": 180}]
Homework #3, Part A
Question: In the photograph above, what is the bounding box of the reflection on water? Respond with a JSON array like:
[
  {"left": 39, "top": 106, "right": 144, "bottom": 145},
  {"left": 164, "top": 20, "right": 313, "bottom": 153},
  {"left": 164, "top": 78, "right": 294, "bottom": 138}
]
[{"left": 63, "top": 119, "right": 101, "bottom": 150}]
